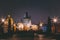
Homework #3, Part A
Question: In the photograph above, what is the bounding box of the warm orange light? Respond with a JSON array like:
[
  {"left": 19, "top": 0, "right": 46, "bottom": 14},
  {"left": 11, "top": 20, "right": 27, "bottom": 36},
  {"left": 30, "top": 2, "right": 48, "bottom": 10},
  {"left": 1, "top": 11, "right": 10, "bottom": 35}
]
[
  {"left": 31, "top": 24, "right": 38, "bottom": 31},
  {"left": 13, "top": 24, "right": 17, "bottom": 32},
  {"left": 17, "top": 23, "right": 24, "bottom": 30},
  {"left": 40, "top": 23, "right": 43, "bottom": 27},
  {"left": 51, "top": 24, "right": 55, "bottom": 33},
  {"left": 4, "top": 21, "right": 8, "bottom": 25}
]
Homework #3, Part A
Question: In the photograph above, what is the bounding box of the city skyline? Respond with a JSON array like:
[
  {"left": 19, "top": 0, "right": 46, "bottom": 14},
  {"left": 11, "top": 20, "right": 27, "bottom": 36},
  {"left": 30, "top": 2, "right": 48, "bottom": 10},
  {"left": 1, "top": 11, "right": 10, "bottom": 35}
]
[
  {"left": 0, "top": 0, "right": 60, "bottom": 40},
  {"left": 0, "top": 0, "right": 60, "bottom": 24}
]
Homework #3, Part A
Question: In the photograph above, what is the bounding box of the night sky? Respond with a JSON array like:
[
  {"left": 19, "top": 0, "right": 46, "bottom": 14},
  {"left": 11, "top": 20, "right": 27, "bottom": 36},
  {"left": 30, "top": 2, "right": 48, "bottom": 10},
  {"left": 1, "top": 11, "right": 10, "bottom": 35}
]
[{"left": 0, "top": 0, "right": 60, "bottom": 24}]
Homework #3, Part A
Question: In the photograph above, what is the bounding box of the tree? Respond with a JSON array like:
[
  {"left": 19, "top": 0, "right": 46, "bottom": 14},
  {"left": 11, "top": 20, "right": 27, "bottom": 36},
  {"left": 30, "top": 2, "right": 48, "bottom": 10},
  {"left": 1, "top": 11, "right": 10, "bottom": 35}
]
[{"left": 47, "top": 16, "right": 52, "bottom": 34}]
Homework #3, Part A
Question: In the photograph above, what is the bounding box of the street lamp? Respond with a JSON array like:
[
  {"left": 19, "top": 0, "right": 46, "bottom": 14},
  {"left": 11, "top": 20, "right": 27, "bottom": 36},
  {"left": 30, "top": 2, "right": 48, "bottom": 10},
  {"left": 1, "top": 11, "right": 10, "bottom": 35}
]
[
  {"left": 53, "top": 18, "right": 58, "bottom": 23},
  {"left": 52, "top": 17, "right": 58, "bottom": 33}
]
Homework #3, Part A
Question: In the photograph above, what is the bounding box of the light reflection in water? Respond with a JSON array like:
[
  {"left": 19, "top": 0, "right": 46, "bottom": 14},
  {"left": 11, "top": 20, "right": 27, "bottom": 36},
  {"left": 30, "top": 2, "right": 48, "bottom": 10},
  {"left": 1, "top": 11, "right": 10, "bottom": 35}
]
[{"left": 0, "top": 34, "right": 56, "bottom": 40}]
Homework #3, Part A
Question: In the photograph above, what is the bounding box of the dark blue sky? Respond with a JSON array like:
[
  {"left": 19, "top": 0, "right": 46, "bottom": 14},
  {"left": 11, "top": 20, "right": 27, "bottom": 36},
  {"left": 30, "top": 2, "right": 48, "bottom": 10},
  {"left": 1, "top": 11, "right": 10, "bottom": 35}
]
[{"left": 0, "top": 0, "right": 60, "bottom": 24}]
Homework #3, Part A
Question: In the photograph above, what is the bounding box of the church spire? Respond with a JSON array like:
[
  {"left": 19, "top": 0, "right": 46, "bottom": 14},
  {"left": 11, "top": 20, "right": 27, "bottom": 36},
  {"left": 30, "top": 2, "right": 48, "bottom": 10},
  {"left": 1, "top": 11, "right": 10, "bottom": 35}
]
[{"left": 24, "top": 12, "right": 28, "bottom": 18}]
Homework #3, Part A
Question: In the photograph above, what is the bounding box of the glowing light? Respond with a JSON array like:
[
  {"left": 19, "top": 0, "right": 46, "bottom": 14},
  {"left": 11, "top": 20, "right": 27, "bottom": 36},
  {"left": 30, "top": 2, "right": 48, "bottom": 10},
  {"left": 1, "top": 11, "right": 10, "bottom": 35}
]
[
  {"left": 4, "top": 21, "right": 8, "bottom": 25},
  {"left": 17, "top": 23, "right": 24, "bottom": 30},
  {"left": 1, "top": 18, "right": 5, "bottom": 22},
  {"left": 14, "top": 24, "right": 16, "bottom": 27},
  {"left": 13, "top": 23, "right": 17, "bottom": 32},
  {"left": 40, "top": 23, "right": 43, "bottom": 27},
  {"left": 31, "top": 24, "right": 38, "bottom": 31},
  {"left": 53, "top": 17, "right": 58, "bottom": 23}
]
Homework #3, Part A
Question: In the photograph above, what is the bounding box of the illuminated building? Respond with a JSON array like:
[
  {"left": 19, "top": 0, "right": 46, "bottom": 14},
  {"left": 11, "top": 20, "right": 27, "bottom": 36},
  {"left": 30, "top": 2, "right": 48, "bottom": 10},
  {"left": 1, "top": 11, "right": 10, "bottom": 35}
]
[
  {"left": 3, "top": 15, "right": 14, "bottom": 33},
  {"left": 51, "top": 24, "right": 55, "bottom": 33},
  {"left": 17, "top": 23, "right": 24, "bottom": 31},
  {"left": 41, "top": 25, "right": 47, "bottom": 32},
  {"left": 31, "top": 24, "right": 38, "bottom": 31},
  {"left": 39, "top": 24, "right": 47, "bottom": 32},
  {"left": 13, "top": 23, "right": 17, "bottom": 32},
  {"left": 0, "top": 17, "right": 5, "bottom": 34},
  {"left": 22, "top": 12, "right": 31, "bottom": 31},
  {"left": 39, "top": 21, "right": 44, "bottom": 29},
  {"left": 51, "top": 23, "right": 60, "bottom": 33}
]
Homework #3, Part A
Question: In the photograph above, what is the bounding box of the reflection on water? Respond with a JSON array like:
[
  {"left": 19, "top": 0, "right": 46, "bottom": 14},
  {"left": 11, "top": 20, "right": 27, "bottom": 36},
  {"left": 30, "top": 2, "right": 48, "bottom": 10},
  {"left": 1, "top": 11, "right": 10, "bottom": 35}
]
[{"left": 0, "top": 34, "right": 56, "bottom": 40}]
